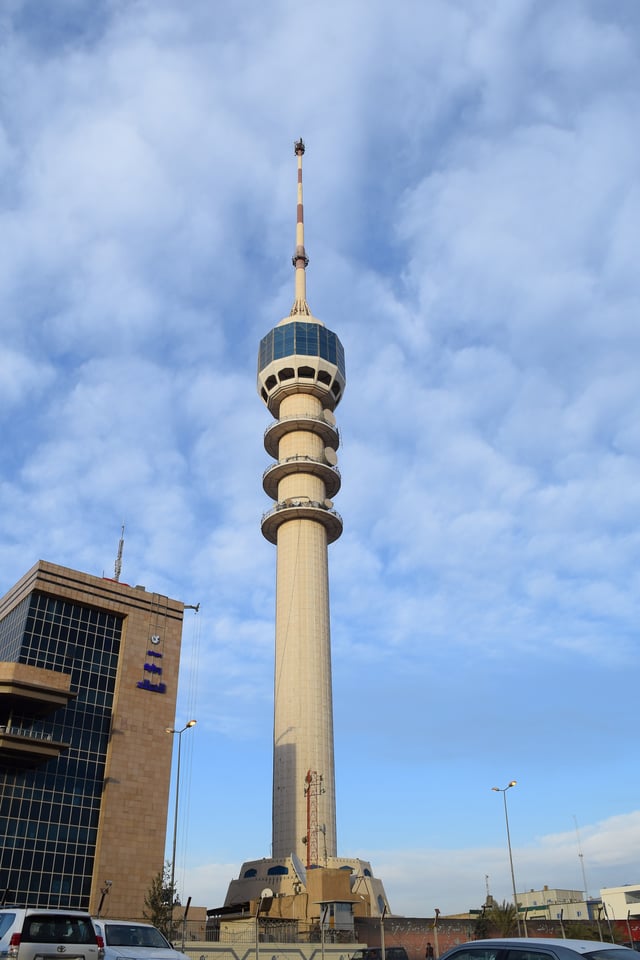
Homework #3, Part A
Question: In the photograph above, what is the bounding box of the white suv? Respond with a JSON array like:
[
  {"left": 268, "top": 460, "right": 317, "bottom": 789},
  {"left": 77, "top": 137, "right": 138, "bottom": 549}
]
[{"left": 0, "top": 909, "right": 103, "bottom": 960}]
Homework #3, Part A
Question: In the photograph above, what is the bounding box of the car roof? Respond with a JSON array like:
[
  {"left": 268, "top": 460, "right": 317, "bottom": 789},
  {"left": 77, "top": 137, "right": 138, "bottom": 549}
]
[
  {"left": 1, "top": 909, "right": 92, "bottom": 916},
  {"left": 92, "top": 920, "right": 155, "bottom": 926},
  {"left": 471, "top": 940, "right": 633, "bottom": 953}
]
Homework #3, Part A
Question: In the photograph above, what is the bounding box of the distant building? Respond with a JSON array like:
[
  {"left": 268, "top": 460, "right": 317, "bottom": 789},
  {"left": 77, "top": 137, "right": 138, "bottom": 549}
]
[
  {"left": 516, "top": 886, "right": 599, "bottom": 922},
  {"left": 600, "top": 884, "right": 640, "bottom": 920},
  {"left": 0, "top": 560, "right": 184, "bottom": 917}
]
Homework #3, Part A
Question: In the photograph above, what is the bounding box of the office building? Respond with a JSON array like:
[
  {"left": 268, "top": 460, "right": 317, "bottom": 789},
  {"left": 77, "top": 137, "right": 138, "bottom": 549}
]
[{"left": 0, "top": 560, "right": 184, "bottom": 917}]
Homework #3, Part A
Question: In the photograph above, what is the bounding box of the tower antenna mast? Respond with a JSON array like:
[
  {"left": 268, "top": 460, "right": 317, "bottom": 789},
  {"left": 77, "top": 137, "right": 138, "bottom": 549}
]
[
  {"left": 573, "top": 814, "right": 589, "bottom": 897},
  {"left": 114, "top": 523, "right": 125, "bottom": 582},
  {"left": 291, "top": 138, "right": 310, "bottom": 317}
]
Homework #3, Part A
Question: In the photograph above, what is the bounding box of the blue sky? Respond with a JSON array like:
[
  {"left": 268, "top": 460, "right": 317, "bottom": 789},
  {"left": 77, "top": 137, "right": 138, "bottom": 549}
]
[{"left": 1, "top": 0, "right": 640, "bottom": 917}]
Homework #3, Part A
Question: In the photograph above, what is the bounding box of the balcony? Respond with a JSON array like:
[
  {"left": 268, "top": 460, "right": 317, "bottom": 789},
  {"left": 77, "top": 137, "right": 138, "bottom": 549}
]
[
  {"left": 261, "top": 499, "right": 343, "bottom": 545},
  {"left": 262, "top": 455, "right": 341, "bottom": 500},
  {"left": 0, "top": 662, "right": 75, "bottom": 768},
  {"left": 0, "top": 724, "right": 70, "bottom": 768},
  {"left": 264, "top": 413, "right": 339, "bottom": 459}
]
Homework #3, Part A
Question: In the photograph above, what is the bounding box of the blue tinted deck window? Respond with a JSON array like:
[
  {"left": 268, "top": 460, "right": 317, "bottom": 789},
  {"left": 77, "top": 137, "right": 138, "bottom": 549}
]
[{"left": 258, "top": 323, "right": 345, "bottom": 378}]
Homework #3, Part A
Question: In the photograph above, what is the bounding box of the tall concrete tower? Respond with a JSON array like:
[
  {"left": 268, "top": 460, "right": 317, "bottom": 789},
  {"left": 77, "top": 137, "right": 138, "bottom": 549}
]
[
  {"left": 257, "top": 138, "right": 343, "bottom": 863},
  {"left": 223, "top": 142, "right": 388, "bottom": 920}
]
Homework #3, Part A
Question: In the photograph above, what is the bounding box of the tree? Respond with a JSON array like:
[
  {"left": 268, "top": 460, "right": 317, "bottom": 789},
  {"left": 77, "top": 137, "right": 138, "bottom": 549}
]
[
  {"left": 143, "top": 862, "right": 176, "bottom": 940},
  {"left": 482, "top": 900, "right": 519, "bottom": 937}
]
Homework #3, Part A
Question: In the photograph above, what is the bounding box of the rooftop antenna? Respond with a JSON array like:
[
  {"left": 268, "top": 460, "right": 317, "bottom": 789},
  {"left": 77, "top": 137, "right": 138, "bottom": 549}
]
[
  {"left": 573, "top": 814, "right": 590, "bottom": 898},
  {"left": 290, "top": 138, "right": 311, "bottom": 317},
  {"left": 114, "top": 523, "right": 125, "bottom": 582}
]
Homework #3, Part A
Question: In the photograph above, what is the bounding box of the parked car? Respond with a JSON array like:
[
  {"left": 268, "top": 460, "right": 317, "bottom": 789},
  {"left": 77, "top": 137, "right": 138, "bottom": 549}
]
[
  {"left": 439, "top": 939, "right": 636, "bottom": 960},
  {"left": 0, "top": 908, "right": 102, "bottom": 960},
  {"left": 351, "top": 949, "right": 409, "bottom": 960},
  {"left": 91, "top": 920, "right": 189, "bottom": 960}
]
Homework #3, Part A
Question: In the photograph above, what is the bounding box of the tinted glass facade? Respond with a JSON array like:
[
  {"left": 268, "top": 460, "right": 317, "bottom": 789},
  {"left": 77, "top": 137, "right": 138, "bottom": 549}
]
[
  {"left": 258, "top": 322, "right": 346, "bottom": 378},
  {"left": 0, "top": 591, "right": 122, "bottom": 907}
]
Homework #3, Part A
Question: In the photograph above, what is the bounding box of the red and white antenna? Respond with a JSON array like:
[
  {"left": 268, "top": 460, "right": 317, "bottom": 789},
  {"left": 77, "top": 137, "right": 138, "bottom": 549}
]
[{"left": 290, "top": 138, "right": 311, "bottom": 317}]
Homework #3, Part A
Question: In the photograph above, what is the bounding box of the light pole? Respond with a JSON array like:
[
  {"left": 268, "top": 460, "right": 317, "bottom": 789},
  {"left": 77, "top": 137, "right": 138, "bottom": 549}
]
[
  {"left": 97, "top": 880, "right": 112, "bottom": 917},
  {"left": 433, "top": 908, "right": 440, "bottom": 959},
  {"left": 166, "top": 719, "right": 196, "bottom": 936},
  {"left": 320, "top": 904, "right": 328, "bottom": 960},
  {"left": 380, "top": 904, "right": 387, "bottom": 960},
  {"left": 255, "top": 887, "right": 273, "bottom": 960},
  {"left": 492, "top": 781, "right": 521, "bottom": 936}
]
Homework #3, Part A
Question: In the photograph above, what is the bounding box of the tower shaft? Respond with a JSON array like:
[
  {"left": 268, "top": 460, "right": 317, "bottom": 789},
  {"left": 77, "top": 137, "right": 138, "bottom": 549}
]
[{"left": 272, "top": 396, "right": 336, "bottom": 861}]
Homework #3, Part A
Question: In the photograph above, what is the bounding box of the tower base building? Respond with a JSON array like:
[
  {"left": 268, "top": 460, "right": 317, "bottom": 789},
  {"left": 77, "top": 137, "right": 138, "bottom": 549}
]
[
  {"left": 0, "top": 560, "right": 184, "bottom": 917},
  {"left": 224, "top": 855, "right": 388, "bottom": 920}
]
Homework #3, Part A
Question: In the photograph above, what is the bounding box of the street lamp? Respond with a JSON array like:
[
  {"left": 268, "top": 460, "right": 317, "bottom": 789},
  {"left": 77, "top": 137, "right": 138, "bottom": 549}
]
[
  {"left": 97, "top": 880, "right": 112, "bottom": 917},
  {"left": 380, "top": 904, "right": 387, "bottom": 960},
  {"left": 492, "top": 781, "right": 521, "bottom": 936},
  {"left": 166, "top": 720, "right": 197, "bottom": 935},
  {"left": 255, "top": 887, "right": 273, "bottom": 960}
]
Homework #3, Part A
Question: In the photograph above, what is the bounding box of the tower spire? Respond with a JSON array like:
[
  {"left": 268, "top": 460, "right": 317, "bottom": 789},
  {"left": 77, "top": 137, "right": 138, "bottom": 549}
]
[{"left": 291, "top": 138, "right": 311, "bottom": 317}]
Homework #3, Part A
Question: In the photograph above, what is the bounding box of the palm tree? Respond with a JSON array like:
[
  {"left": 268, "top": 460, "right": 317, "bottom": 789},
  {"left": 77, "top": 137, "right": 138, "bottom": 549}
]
[{"left": 483, "top": 900, "right": 519, "bottom": 937}]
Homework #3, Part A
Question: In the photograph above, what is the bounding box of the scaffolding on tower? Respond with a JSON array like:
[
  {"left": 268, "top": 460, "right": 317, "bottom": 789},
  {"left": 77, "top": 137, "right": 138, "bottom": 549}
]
[{"left": 304, "top": 770, "right": 325, "bottom": 868}]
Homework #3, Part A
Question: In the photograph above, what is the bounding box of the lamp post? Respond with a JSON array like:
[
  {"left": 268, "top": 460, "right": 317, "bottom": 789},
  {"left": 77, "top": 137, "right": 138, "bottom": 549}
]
[
  {"left": 255, "top": 887, "right": 273, "bottom": 960},
  {"left": 166, "top": 719, "right": 196, "bottom": 935},
  {"left": 380, "top": 904, "right": 387, "bottom": 960},
  {"left": 320, "top": 904, "right": 328, "bottom": 960},
  {"left": 97, "top": 880, "right": 112, "bottom": 917},
  {"left": 492, "top": 781, "right": 520, "bottom": 936}
]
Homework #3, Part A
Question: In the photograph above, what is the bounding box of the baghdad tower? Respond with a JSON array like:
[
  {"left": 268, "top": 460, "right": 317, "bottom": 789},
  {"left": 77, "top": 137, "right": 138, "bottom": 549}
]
[{"left": 223, "top": 142, "right": 389, "bottom": 921}]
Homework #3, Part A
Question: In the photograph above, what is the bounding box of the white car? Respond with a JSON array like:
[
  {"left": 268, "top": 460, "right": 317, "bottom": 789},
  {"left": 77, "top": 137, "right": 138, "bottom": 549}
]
[
  {"left": 91, "top": 921, "right": 189, "bottom": 960},
  {"left": 439, "top": 939, "right": 636, "bottom": 960}
]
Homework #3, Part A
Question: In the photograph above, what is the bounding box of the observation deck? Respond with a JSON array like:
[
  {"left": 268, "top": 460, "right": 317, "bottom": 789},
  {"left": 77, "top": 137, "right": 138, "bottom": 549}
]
[
  {"left": 264, "top": 412, "right": 339, "bottom": 459},
  {"left": 261, "top": 499, "right": 343, "bottom": 544},
  {"left": 262, "top": 455, "right": 341, "bottom": 500},
  {"left": 257, "top": 319, "right": 346, "bottom": 417}
]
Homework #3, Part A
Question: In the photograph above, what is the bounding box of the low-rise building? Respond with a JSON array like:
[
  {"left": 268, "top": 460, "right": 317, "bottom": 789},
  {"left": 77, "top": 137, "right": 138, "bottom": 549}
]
[{"left": 600, "top": 884, "right": 640, "bottom": 920}]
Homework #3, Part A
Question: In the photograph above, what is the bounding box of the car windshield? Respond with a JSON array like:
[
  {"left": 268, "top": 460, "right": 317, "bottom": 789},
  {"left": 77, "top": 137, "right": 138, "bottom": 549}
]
[{"left": 104, "top": 925, "right": 170, "bottom": 949}]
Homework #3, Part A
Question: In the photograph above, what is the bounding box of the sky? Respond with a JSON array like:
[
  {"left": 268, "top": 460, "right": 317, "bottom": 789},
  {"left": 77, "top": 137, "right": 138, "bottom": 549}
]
[{"left": 1, "top": 0, "right": 640, "bottom": 919}]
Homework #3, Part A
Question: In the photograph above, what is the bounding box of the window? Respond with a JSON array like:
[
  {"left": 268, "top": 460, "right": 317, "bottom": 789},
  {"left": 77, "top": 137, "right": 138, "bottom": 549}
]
[
  {"left": 258, "top": 323, "right": 346, "bottom": 378},
  {"left": 505, "top": 951, "right": 555, "bottom": 960},
  {"left": 445, "top": 949, "right": 499, "bottom": 960},
  {"left": 23, "top": 915, "right": 94, "bottom": 944}
]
